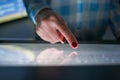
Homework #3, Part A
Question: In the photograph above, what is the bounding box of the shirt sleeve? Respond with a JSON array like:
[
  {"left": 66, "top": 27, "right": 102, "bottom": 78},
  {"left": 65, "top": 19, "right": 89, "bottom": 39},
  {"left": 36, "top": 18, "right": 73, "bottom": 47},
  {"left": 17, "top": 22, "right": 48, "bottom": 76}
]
[
  {"left": 109, "top": 0, "right": 120, "bottom": 40},
  {"left": 23, "top": 0, "right": 51, "bottom": 24}
]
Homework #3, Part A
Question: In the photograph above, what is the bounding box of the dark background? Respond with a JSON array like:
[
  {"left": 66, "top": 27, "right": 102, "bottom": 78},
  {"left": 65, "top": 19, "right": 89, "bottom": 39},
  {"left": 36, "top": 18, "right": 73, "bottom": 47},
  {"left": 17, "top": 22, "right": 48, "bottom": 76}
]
[{"left": 0, "top": 66, "right": 120, "bottom": 80}]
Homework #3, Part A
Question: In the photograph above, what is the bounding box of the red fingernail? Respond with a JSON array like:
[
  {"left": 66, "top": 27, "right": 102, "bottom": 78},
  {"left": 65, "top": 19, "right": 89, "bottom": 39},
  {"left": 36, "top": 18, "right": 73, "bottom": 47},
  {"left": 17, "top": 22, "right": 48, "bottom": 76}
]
[
  {"left": 72, "top": 42, "right": 77, "bottom": 48},
  {"left": 62, "top": 37, "right": 66, "bottom": 42}
]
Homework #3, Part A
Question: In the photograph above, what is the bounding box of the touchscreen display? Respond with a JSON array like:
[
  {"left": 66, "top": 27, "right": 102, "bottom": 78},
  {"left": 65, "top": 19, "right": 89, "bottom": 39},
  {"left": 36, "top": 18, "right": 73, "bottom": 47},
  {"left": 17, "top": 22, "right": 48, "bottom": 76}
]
[{"left": 0, "top": 43, "right": 120, "bottom": 66}]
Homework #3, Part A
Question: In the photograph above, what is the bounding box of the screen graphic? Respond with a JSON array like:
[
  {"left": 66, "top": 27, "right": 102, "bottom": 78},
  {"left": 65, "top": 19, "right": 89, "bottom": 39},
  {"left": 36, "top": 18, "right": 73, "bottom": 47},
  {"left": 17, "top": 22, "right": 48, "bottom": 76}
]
[{"left": 0, "top": 0, "right": 27, "bottom": 23}]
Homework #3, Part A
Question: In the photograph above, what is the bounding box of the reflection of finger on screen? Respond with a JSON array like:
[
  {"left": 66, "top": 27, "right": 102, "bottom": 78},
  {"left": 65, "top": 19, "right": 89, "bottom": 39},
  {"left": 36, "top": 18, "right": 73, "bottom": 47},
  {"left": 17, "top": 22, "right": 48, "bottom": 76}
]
[
  {"left": 61, "top": 51, "right": 78, "bottom": 64},
  {"left": 36, "top": 48, "right": 65, "bottom": 65}
]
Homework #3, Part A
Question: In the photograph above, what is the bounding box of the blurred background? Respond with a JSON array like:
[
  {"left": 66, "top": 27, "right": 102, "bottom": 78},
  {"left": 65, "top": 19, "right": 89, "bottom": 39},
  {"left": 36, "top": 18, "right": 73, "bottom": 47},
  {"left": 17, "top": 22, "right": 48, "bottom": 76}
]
[
  {"left": 0, "top": 0, "right": 116, "bottom": 41},
  {"left": 0, "top": 1, "right": 120, "bottom": 80},
  {"left": 0, "top": 0, "right": 36, "bottom": 40}
]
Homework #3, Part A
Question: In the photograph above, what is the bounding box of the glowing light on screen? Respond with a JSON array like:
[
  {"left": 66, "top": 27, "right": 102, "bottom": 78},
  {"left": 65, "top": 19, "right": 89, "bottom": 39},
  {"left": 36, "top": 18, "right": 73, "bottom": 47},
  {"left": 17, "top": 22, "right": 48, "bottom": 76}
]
[{"left": 0, "top": 45, "right": 35, "bottom": 64}]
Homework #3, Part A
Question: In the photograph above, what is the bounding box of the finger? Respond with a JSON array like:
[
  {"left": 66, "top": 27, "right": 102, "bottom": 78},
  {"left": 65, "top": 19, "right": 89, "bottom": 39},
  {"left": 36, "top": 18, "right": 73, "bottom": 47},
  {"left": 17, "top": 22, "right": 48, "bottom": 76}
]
[
  {"left": 42, "top": 21, "right": 60, "bottom": 44},
  {"left": 52, "top": 16, "right": 67, "bottom": 43},
  {"left": 46, "top": 21, "right": 66, "bottom": 44},
  {"left": 58, "top": 25, "right": 78, "bottom": 48},
  {"left": 50, "top": 21, "right": 78, "bottom": 48},
  {"left": 56, "top": 30, "right": 66, "bottom": 44}
]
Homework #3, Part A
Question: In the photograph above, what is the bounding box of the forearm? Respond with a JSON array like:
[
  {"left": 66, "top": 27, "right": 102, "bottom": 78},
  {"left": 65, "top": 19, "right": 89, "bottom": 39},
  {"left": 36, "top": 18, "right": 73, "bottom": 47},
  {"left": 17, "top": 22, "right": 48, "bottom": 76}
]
[{"left": 23, "top": 0, "right": 51, "bottom": 24}]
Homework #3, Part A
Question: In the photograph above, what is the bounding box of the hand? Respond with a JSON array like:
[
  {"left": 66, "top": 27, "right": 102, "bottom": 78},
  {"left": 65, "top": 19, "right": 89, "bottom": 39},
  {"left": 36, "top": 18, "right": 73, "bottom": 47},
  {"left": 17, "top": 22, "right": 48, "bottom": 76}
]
[{"left": 35, "top": 8, "right": 78, "bottom": 48}]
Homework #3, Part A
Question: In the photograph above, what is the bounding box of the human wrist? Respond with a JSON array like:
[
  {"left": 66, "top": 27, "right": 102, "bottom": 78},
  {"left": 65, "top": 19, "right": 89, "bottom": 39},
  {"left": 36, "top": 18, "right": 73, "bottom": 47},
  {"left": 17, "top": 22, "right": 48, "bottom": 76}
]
[{"left": 35, "top": 8, "right": 54, "bottom": 26}]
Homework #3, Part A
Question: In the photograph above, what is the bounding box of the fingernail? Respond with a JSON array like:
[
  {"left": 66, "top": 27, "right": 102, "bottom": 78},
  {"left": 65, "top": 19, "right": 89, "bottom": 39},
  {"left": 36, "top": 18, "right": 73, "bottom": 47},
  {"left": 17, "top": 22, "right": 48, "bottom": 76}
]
[
  {"left": 72, "top": 42, "right": 78, "bottom": 48},
  {"left": 62, "top": 37, "right": 66, "bottom": 42}
]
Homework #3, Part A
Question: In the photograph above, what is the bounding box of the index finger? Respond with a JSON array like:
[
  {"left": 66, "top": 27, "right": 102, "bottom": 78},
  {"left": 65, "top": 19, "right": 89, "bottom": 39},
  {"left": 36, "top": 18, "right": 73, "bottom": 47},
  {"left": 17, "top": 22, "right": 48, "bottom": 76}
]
[
  {"left": 59, "top": 24, "right": 78, "bottom": 48},
  {"left": 51, "top": 21, "right": 78, "bottom": 48}
]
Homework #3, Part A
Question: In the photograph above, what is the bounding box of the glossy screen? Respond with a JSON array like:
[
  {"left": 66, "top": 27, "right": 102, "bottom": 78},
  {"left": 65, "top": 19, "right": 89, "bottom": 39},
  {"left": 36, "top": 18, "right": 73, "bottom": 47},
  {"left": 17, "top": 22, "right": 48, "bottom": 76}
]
[{"left": 0, "top": 43, "right": 120, "bottom": 66}]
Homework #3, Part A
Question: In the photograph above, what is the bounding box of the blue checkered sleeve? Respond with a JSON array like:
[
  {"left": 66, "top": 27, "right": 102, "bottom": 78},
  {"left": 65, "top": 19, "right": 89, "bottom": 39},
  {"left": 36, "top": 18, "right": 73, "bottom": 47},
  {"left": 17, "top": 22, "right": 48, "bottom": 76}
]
[
  {"left": 109, "top": 0, "right": 120, "bottom": 39},
  {"left": 24, "top": 0, "right": 120, "bottom": 40},
  {"left": 23, "top": 0, "right": 50, "bottom": 24},
  {"left": 51, "top": 0, "right": 111, "bottom": 39}
]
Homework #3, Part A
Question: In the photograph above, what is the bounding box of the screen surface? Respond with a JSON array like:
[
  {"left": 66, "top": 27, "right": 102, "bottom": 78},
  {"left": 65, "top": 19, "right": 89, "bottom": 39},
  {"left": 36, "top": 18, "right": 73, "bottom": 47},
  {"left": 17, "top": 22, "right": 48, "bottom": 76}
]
[{"left": 0, "top": 43, "right": 120, "bottom": 66}]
